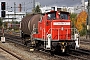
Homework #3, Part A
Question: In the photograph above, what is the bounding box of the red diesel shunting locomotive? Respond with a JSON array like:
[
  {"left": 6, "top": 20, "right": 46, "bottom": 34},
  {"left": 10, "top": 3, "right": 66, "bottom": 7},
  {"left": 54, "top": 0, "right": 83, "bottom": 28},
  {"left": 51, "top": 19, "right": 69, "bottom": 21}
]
[{"left": 20, "top": 10, "right": 79, "bottom": 53}]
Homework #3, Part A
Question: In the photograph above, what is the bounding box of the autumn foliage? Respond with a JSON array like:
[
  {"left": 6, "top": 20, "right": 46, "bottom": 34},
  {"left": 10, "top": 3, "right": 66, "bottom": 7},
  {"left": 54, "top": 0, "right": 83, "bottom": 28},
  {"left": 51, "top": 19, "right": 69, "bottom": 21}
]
[{"left": 75, "top": 11, "right": 87, "bottom": 32}]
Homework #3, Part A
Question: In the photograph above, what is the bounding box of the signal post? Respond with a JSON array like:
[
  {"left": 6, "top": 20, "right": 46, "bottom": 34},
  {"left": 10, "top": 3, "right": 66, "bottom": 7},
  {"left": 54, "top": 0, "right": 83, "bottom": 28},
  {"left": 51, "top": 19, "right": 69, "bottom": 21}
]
[{"left": 1, "top": 2, "right": 6, "bottom": 43}]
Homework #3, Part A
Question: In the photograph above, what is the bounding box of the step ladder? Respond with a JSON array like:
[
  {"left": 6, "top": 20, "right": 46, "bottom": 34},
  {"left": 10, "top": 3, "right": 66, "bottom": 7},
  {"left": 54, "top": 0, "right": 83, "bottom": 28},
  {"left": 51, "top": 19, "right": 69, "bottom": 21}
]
[{"left": 44, "top": 34, "right": 51, "bottom": 50}]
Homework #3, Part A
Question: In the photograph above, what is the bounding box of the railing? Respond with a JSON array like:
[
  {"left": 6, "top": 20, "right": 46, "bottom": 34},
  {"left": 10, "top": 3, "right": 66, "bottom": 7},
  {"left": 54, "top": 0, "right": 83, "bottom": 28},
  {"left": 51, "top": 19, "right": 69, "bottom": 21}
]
[
  {"left": 45, "top": 28, "right": 79, "bottom": 40},
  {"left": 32, "top": 27, "right": 79, "bottom": 41}
]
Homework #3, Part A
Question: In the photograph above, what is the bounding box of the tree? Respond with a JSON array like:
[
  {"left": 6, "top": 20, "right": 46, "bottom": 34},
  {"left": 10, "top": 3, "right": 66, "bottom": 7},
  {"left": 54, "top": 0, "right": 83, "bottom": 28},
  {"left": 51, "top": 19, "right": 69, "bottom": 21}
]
[
  {"left": 75, "top": 11, "right": 87, "bottom": 31},
  {"left": 75, "top": 11, "right": 87, "bottom": 36},
  {"left": 32, "top": 5, "right": 41, "bottom": 13},
  {"left": 70, "top": 13, "right": 77, "bottom": 28}
]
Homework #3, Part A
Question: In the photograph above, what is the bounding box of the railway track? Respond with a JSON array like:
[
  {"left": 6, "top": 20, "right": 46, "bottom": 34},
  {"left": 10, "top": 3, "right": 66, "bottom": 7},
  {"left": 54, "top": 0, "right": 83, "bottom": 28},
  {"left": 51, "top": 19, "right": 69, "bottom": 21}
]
[
  {"left": 80, "top": 40, "right": 90, "bottom": 44},
  {"left": 68, "top": 54, "right": 89, "bottom": 60},
  {"left": 68, "top": 48, "right": 90, "bottom": 60},
  {"left": 80, "top": 38, "right": 90, "bottom": 44},
  {"left": 1, "top": 32, "right": 90, "bottom": 60},
  {"left": 4, "top": 33, "right": 67, "bottom": 60},
  {"left": 53, "top": 48, "right": 90, "bottom": 60},
  {"left": 80, "top": 41, "right": 90, "bottom": 44},
  {"left": 0, "top": 46, "right": 23, "bottom": 60}
]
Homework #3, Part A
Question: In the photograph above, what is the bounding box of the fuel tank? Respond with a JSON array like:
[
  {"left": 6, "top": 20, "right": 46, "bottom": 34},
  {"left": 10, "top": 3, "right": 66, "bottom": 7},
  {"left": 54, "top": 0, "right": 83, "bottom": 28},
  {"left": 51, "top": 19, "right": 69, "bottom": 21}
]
[{"left": 21, "top": 14, "right": 41, "bottom": 35}]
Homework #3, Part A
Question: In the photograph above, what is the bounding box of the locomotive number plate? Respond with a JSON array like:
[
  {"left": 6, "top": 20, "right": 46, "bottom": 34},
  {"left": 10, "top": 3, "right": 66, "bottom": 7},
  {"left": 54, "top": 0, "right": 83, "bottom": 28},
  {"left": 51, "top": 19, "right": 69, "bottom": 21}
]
[{"left": 53, "top": 22, "right": 70, "bottom": 25}]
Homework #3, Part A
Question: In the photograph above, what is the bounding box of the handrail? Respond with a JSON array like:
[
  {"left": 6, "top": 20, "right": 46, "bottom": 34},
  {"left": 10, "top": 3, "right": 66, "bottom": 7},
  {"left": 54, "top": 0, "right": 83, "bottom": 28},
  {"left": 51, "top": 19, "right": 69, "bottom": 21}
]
[
  {"left": 46, "top": 28, "right": 78, "bottom": 40},
  {"left": 33, "top": 27, "right": 79, "bottom": 41}
]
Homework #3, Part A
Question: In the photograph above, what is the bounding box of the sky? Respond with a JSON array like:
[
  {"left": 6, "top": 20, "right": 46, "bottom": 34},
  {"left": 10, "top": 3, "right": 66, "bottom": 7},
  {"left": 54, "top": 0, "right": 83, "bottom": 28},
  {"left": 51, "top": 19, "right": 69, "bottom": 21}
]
[{"left": 0, "top": 0, "right": 88, "bottom": 12}]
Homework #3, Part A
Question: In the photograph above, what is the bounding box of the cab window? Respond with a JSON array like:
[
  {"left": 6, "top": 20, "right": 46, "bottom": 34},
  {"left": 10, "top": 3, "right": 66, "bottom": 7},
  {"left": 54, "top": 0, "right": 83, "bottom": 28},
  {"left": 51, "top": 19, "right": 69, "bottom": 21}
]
[
  {"left": 47, "top": 12, "right": 56, "bottom": 20},
  {"left": 60, "top": 13, "right": 68, "bottom": 20}
]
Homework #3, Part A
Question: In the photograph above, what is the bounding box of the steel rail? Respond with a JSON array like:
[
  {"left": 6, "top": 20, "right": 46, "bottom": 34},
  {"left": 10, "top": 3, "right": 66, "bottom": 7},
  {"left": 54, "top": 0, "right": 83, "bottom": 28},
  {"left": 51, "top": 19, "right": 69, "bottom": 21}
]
[{"left": 0, "top": 46, "right": 23, "bottom": 60}]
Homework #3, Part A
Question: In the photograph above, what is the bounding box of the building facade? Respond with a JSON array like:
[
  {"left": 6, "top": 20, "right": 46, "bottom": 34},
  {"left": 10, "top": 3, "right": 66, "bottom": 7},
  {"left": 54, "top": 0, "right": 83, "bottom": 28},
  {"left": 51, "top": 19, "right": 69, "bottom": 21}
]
[
  {"left": 3, "top": 11, "right": 26, "bottom": 22},
  {"left": 40, "top": 6, "right": 75, "bottom": 14}
]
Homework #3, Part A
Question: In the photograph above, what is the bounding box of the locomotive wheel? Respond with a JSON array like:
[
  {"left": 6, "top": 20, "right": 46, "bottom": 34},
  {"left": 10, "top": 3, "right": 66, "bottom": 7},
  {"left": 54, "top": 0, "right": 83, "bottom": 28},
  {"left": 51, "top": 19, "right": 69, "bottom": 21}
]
[
  {"left": 36, "top": 42, "right": 41, "bottom": 50},
  {"left": 22, "top": 39, "right": 27, "bottom": 46},
  {"left": 35, "top": 41, "right": 44, "bottom": 50}
]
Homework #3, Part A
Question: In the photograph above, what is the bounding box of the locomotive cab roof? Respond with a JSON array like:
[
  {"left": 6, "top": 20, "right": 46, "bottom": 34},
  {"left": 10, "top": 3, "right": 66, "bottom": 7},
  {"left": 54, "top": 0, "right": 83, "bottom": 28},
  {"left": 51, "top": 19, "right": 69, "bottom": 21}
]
[
  {"left": 45, "top": 10, "right": 69, "bottom": 14},
  {"left": 59, "top": 11, "right": 69, "bottom": 14}
]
